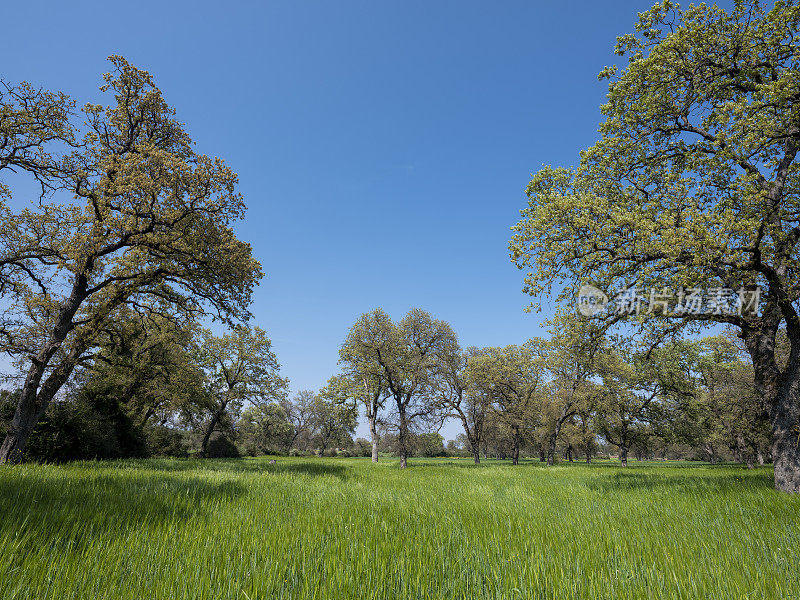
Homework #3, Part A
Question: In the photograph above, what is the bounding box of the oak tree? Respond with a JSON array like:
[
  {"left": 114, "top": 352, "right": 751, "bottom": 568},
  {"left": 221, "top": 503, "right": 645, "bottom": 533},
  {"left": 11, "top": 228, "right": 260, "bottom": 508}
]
[
  {"left": 0, "top": 57, "right": 262, "bottom": 463},
  {"left": 511, "top": 0, "right": 800, "bottom": 491},
  {"left": 194, "top": 326, "right": 287, "bottom": 457}
]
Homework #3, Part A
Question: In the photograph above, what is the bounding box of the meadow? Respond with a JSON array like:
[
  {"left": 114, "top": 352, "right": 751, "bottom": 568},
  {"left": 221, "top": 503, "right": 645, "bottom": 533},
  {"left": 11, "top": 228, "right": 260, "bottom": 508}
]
[{"left": 0, "top": 457, "right": 798, "bottom": 600}]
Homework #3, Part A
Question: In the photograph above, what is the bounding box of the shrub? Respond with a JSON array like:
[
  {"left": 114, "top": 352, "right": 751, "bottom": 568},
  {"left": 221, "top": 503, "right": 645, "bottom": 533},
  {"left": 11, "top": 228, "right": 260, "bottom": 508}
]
[
  {"left": 205, "top": 435, "right": 241, "bottom": 458},
  {"left": 146, "top": 426, "right": 189, "bottom": 458}
]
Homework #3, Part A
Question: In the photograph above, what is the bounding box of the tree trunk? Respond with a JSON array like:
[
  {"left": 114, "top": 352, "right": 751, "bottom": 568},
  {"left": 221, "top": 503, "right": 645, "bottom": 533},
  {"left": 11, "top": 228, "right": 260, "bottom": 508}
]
[
  {"left": 512, "top": 431, "right": 520, "bottom": 466},
  {"left": 0, "top": 388, "right": 43, "bottom": 463},
  {"left": 0, "top": 342, "right": 84, "bottom": 463},
  {"left": 472, "top": 448, "right": 480, "bottom": 465},
  {"left": 744, "top": 326, "right": 800, "bottom": 492},
  {"left": 398, "top": 405, "right": 408, "bottom": 469},
  {"left": 547, "top": 410, "right": 573, "bottom": 466},
  {"left": 539, "top": 447, "right": 545, "bottom": 462},
  {"left": 771, "top": 392, "right": 800, "bottom": 492},
  {"left": 546, "top": 433, "right": 557, "bottom": 466},
  {"left": 0, "top": 272, "right": 91, "bottom": 464},
  {"left": 368, "top": 414, "right": 379, "bottom": 463},
  {"left": 200, "top": 404, "right": 228, "bottom": 458},
  {"left": 200, "top": 418, "right": 218, "bottom": 457},
  {"left": 619, "top": 445, "right": 628, "bottom": 467},
  {"left": 567, "top": 445, "right": 573, "bottom": 462}
]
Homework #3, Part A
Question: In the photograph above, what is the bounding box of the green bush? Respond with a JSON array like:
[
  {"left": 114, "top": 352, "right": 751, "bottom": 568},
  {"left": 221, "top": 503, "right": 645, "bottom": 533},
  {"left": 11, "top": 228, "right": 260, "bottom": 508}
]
[
  {"left": 205, "top": 435, "right": 241, "bottom": 458},
  {"left": 145, "top": 426, "right": 189, "bottom": 458}
]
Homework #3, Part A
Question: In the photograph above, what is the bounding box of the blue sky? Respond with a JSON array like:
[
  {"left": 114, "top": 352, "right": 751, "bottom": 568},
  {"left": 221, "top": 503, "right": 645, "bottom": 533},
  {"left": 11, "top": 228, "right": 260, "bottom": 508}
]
[{"left": 3, "top": 0, "right": 664, "bottom": 439}]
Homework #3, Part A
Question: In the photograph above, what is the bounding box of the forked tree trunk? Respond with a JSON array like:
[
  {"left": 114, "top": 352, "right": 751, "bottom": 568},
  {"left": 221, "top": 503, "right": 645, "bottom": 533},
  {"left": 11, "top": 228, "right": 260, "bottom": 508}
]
[
  {"left": 199, "top": 418, "right": 218, "bottom": 457},
  {"left": 547, "top": 408, "right": 573, "bottom": 466},
  {"left": 0, "top": 391, "right": 43, "bottom": 463},
  {"left": 547, "top": 434, "right": 557, "bottom": 466},
  {"left": 0, "top": 343, "right": 84, "bottom": 464},
  {"left": 0, "top": 272, "right": 94, "bottom": 464},
  {"left": 468, "top": 432, "right": 480, "bottom": 465},
  {"left": 200, "top": 403, "right": 229, "bottom": 458}
]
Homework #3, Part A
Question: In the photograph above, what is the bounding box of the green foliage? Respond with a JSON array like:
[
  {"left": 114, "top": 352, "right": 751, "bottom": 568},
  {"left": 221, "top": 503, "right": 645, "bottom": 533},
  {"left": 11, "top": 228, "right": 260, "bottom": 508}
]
[
  {"left": 144, "top": 426, "right": 190, "bottom": 458},
  {"left": 194, "top": 326, "right": 288, "bottom": 457},
  {"left": 24, "top": 392, "right": 144, "bottom": 463},
  {"left": 204, "top": 435, "right": 240, "bottom": 459},
  {"left": 418, "top": 432, "right": 446, "bottom": 457},
  {"left": 341, "top": 307, "right": 459, "bottom": 466},
  {"left": 238, "top": 403, "right": 294, "bottom": 456}
]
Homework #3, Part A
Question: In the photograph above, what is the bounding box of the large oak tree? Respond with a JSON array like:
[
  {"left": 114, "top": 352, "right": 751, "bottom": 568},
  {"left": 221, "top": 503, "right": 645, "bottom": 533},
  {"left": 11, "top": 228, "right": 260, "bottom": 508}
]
[
  {"left": 0, "top": 57, "right": 262, "bottom": 463},
  {"left": 511, "top": 0, "right": 800, "bottom": 492}
]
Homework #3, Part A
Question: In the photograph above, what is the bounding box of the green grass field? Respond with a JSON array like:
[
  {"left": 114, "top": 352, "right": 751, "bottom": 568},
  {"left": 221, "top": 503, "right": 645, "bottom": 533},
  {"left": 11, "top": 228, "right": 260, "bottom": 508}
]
[{"left": 0, "top": 457, "right": 798, "bottom": 599}]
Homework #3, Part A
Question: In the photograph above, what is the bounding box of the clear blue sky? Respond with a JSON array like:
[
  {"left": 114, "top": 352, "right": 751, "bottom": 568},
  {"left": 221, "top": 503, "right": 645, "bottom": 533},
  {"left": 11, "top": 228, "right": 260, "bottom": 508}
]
[{"left": 3, "top": 0, "right": 665, "bottom": 439}]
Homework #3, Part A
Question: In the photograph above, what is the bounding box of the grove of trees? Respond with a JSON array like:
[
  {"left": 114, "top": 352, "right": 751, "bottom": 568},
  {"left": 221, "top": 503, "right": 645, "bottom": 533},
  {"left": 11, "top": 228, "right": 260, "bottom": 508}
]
[{"left": 1, "top": 0, "right": 799, "bottom": 496}]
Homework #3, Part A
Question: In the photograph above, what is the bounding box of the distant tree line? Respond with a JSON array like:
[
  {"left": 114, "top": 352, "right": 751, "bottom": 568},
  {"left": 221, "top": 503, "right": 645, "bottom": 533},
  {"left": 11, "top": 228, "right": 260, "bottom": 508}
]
[
  {"left": 0, "top": 302, "right": 771, "bottom": 465},
  {"left": 331, "top": 307, "right": 770, "bottom": 468}
]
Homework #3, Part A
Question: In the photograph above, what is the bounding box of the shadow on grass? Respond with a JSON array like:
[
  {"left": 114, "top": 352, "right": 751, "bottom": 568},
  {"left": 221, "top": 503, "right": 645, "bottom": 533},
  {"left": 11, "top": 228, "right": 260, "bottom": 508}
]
[
  {"left": 587, "top": 469, "right": 774, "bottom": 493},
  {"left": 0, "top": 468, "right": 245, "bottom": 552},
  {"left": 116, "top": 457, "right": 352, "bottom": 480}
]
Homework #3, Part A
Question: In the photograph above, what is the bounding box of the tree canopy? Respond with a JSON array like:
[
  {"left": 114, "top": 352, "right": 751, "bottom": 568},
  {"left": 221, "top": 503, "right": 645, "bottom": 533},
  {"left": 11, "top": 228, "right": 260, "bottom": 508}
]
[{"left": 510, "top": 0, "right": 800, "bottom": 492}]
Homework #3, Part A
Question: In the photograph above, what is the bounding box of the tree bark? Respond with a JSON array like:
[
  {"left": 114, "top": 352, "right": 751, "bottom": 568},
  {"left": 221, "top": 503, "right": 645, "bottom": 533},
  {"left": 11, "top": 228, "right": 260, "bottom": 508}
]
[
  {"left": 0, "top": 387, "right": 44, "bottom": 463},
  {"left": 546, "top": 421, "right": 563, "bottom": 466},
  {"left": 619, "top": 445, "right": 628, "bottom": 467},
  {"left": 0, "top": 282, "right": 88, "bottom": 464},
  {"left": 771, "top": 387, "right": 800, "bottom": 492},
  {"left": 743, "top": 326, "right": 800, "bottom": 492},
  {"left": 547, "top": 408, "right": 574, "bottom": 466},
  {"left": 368, "top": 414, "right": 379, "bottom": 463},
  {"left": 200, "top": 418, "right": 218, "bottom": 457},
  {"left": 0, "top": 340, "right": 85, "bottom": 463},
  {"left": 398, "top": 405, "right": 408, "bottom": 469},
  {"left": 200, "top": 404, "right": 228, "bottom": 458},
  {"left": 459, "top": 414, "right": 480, "bottom": 465}
]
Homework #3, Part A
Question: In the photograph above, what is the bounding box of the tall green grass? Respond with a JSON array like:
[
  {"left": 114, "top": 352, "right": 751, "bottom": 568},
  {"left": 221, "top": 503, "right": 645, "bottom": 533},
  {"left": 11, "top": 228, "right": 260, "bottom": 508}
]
[{"left": 0, "top": 457, "right": 797, "bottom": 599}]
